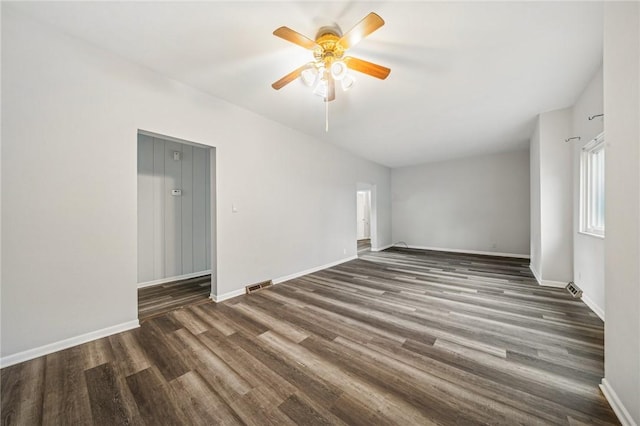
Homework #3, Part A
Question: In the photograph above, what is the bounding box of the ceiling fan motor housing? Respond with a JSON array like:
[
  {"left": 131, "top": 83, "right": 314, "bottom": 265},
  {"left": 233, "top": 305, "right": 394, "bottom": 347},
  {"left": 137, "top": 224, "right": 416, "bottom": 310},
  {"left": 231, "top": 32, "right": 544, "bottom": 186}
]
[
  {"left": 315, "top": 25, "right": 342, "bottom": 40},
  {"left": 314, "top": 28, "right": 345, "bottom": 65}
]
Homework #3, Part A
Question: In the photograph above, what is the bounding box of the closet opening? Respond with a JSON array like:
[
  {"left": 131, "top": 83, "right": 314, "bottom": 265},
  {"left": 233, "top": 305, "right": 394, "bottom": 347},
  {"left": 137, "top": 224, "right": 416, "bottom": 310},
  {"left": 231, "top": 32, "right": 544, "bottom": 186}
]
[{"left": 136, "top": 131, "right": 216, "bottom": 320}]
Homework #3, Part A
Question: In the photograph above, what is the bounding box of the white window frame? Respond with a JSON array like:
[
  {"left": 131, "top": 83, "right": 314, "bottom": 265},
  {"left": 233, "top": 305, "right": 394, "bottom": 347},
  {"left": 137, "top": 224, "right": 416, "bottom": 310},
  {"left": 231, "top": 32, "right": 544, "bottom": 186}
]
[{"left": 580, "top": 132, "right": 605, "bottom": 238}]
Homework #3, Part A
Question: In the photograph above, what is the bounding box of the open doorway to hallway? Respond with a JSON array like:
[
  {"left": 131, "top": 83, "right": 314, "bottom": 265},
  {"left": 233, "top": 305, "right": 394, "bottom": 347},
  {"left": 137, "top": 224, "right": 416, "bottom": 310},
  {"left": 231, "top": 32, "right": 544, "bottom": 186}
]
[{"left": 357, "top": 187, "right": 372, "bottom": 254}]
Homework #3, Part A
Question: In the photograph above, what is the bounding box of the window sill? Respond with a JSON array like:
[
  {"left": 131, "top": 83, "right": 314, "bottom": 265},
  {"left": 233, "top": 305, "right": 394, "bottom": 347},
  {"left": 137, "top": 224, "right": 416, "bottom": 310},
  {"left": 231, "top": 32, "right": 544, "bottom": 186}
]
[{"left": 579, "top": 231, "right": 605, "bottom": 239}]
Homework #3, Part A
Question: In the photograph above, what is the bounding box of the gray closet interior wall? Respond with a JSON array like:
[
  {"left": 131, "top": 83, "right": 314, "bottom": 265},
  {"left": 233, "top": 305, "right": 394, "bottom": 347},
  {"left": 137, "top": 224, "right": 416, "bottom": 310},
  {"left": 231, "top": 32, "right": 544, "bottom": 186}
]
[{"left": 137, "top": 133, "right": 211, "bottom": 284}]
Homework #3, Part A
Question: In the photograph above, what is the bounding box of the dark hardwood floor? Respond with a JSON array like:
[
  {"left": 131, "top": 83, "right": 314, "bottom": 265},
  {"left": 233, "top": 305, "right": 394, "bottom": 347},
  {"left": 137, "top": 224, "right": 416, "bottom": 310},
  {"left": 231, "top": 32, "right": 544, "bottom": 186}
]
[
  {"left": 138, "top": 275, "right": 211, "bottom": 320},
  {"left": 357, "top": 238, "right": 371, "bottom": 252},
  {"left": 1, "top": 248, "right": 618, "bottom": 425}
]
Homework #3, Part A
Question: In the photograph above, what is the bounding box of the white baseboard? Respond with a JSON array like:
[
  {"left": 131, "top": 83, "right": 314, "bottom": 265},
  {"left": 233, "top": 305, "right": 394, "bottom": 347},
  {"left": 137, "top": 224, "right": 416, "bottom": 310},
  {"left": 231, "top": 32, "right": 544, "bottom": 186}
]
[
  {"left": 371, "top": 244, "right": 393, "bottom": 252},
  {"left": 529, "top": 265, "right": 567, "bottom": 288},
  {"left": 273, "top": 255, "right": 358, "bottom": 284},
  {"left": 404, "top": 244, "right": 530, "bottom": 259},
  {"left": 600, "top": 378, "right": 637, "bottom": 426},
  {"left": 581, "top": 292, "right": 605, "bottom": 321},
  {"left": 530, "top": 264, "right": 542, "bottom": 284},
  {"left": 0, "top": 319, "right": 140, "bottom": 368},
  {"left": 138, "top": 270, "right": 211, "bottom": 289},
  {"left": 210, "top": 255, "right": 358, "bottom": 303},
  {"left": 530, "top": 269, "right": 606, "bottom": 320},
  {"left": 210, "top": 288, "right": 245, "bottom": 303},
  {"left": 540, "top": 280, "right": 567, "bottom": 288}
]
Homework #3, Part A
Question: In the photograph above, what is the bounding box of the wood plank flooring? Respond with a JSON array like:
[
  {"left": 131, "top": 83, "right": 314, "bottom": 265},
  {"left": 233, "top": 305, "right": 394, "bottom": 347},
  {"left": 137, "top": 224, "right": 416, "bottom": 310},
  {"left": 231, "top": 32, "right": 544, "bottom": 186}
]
[
  {"left": 357, "top": 238, "right": 371, "bottom": 252},
  {"left": 2, "top": 248, "right": 618, "bottom": 425},
  {"left": 138, "top": 275, "right": 211, "bottom": 320}
]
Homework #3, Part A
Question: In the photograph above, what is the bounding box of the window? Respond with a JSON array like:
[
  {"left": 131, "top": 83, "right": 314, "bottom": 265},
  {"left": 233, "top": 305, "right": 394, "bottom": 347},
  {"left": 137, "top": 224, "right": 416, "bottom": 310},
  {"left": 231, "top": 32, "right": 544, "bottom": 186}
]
[{"left": 580, "top": 132, "right": 605, "bottom": 237}]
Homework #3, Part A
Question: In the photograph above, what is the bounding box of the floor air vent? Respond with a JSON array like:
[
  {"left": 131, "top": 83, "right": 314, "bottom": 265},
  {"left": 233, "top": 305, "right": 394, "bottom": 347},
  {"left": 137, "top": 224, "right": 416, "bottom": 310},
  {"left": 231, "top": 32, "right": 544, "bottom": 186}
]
[
  {"left": 565, "top": 281, "right": 583, "bottom": 298},
  {"left": 246, "top": 280, "right": 273, "bottom": 294}
]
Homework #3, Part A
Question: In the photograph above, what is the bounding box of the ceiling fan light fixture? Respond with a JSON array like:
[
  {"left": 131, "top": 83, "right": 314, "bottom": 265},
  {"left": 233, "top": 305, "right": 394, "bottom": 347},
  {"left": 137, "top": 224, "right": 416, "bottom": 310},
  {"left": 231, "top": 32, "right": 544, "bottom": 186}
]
[
  {"left": 313, "top": 78, "right": 328, "bottom": 98},
  {"left": 330, "top": 60, "right": 348, "bottom": 80},
  {"left": 271, "top": 12, "right": 389, "bottom": 130},
  {"left": 340, "top": 73, "right": 355, "bottom": 91},
  {"left": 301, "top": 66, "right": 317, "bottom": 86}
]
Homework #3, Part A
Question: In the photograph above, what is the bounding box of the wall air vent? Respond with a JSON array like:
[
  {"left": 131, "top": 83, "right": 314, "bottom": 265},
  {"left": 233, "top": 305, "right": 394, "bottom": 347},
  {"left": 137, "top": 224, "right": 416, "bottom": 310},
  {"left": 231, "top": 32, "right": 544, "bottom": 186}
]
[
  {"left": 246, "top": 280, "right": 273, "bottom": 294},
  {"left": 565, "top": 281, "right": 583, "bottom": 298}
]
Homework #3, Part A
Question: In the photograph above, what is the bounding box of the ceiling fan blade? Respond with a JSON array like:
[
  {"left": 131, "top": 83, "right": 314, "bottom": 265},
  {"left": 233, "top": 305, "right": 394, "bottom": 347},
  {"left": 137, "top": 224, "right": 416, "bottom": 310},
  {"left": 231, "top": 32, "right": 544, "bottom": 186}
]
[
  {"left": 326, "top": 77, "right": 336, "bottom": 102},
  {"left": 344, "top": 56, "right": 391, "bottom": 80},
  {"left": 273, "top": 26, "right": 319, "bottom": 50},
  {"left": 272, "top": 63, "right": 311, "bottom": 90},
  {"left": 338, "top": 12, "right": 385, "bottom": 50}
]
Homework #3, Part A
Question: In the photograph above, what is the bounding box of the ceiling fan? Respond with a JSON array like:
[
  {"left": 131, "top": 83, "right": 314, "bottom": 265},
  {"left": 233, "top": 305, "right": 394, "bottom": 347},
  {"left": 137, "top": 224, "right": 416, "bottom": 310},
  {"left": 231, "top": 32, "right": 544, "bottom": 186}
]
[{"left": 271, "top": 12, "right": 391, "bottom": 102}]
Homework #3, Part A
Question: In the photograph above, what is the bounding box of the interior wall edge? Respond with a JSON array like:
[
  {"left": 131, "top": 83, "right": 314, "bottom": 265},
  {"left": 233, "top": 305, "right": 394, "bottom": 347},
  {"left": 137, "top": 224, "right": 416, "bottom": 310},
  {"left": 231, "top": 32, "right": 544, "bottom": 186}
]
[
  {"left": 529, "top": 264, "right": 542, "bottom": 285},
  {"left": 581, "top": 291, "right": 605, "bottom": 322}
]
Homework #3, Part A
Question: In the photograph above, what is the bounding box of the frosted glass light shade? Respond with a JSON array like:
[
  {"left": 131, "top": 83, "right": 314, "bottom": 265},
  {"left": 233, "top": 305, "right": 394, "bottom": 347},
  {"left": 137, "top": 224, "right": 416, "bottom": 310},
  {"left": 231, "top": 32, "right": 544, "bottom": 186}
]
[
  {"left": 341, "top": 74, "right": 355, "bottom": 91},
  {"left": 330, "top": 61, "right": 348, "bottom": 80},
  {"left": 313, "top": 79, "right": 328, "bottom": 98},
  {"left": 301, "top": 67, "right": 317, "bottom": 86}
]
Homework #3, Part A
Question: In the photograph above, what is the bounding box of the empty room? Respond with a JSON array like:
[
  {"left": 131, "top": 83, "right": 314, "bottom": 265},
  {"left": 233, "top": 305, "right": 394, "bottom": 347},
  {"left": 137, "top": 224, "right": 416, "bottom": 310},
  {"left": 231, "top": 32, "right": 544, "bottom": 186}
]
[{"left": 1, "top": 1, "right": 639, "bottom": 425}]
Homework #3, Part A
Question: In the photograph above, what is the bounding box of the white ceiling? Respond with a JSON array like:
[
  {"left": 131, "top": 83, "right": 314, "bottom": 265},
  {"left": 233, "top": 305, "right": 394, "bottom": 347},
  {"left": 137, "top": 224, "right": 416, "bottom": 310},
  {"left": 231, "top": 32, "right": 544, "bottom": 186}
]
[{"left": 6, "top": 1, "right": 603, "bottom": 167}]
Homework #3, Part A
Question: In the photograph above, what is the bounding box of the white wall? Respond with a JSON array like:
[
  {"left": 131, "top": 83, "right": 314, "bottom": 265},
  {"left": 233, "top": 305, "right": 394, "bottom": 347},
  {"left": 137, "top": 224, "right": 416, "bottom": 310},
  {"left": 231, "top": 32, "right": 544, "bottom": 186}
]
[
  {"left": 540, "top": 108, "right": 574, "bottom": 284},
  {"left": 530, "top": 120, "right": 542, "bottom": 277},
  {"left": 391, "top": 150, "right": 530, "bottom": 256},
  {"left": 602, "top": 3, "right": 640, "bottom": 424},
  {"left": 0, "top": 9, "right": 391, "bottom": 361},
  {"left": 571, "top": 67, "right": 605, "bottom": 318},
  {"left": 529, "top": 108, "right": 574, "bottom": 286},
  {"left": 137, "top": 134, "right": 212, "bottom": 284}
]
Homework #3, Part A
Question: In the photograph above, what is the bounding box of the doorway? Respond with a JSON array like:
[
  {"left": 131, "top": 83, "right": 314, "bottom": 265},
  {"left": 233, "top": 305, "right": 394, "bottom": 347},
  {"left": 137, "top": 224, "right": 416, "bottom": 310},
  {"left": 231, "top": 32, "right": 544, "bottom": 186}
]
[
  {"left": 137, "top": 131, "right": 216, "bottom": 320},
  {"left": 356, "top": 188, "right": 372, "bottom": 253}
]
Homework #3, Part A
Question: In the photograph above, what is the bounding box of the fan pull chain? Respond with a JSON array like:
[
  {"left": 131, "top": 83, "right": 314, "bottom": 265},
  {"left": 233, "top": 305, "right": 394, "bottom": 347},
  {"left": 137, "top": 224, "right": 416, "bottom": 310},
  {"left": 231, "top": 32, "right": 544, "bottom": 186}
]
[{"left": 325, "top": 99, "right": 329, "bottom": 132}]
